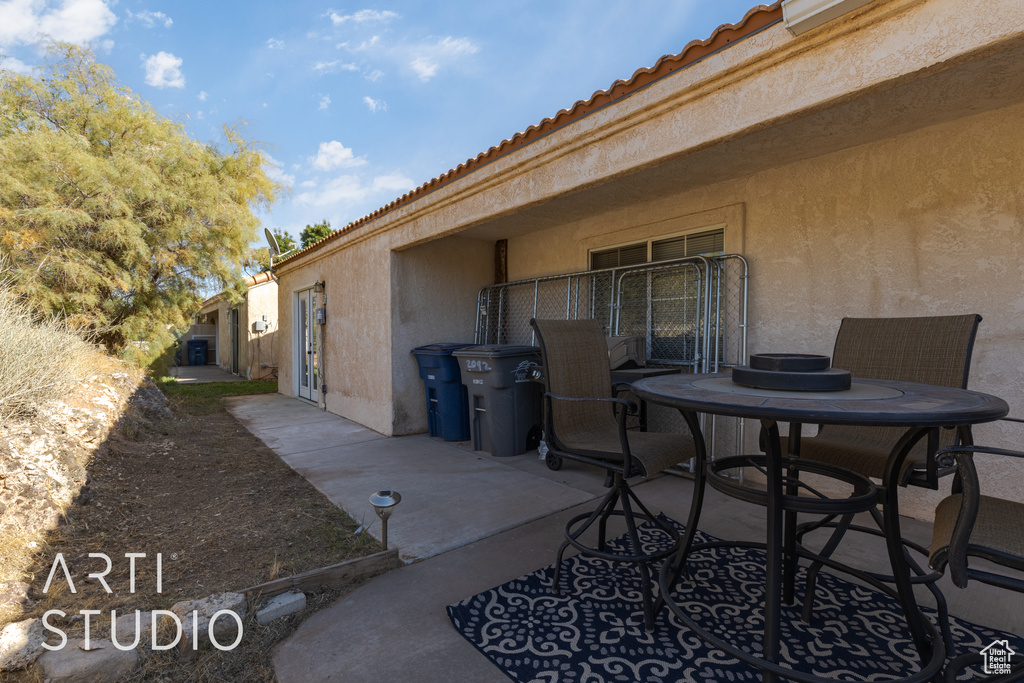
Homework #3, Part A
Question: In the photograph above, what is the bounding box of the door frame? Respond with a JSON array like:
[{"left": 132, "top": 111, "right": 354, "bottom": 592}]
[{"left": 294, "top": 287, "right": 319, "bottom": 401}]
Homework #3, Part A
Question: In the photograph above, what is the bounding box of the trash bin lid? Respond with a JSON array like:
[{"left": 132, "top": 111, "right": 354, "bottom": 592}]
[
  {"left": 411, "top": 342, "right": 476, "bottom": 356},
  {"left": 452, "top": 344, "right": 540, "bottom": 358}
]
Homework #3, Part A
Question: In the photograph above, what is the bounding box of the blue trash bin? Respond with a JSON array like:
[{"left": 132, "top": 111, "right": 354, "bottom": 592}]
[
  {"left": 187, "top": 339, "right": 208, "bottom": 366},
  {"left": 411, "top": 343, "right": 474, "bottom": 441}
]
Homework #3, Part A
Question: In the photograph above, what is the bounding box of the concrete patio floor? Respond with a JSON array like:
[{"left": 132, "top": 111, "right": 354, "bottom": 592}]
[{"left": 223, "top": 393, "right": 1024, "bottom": 682}]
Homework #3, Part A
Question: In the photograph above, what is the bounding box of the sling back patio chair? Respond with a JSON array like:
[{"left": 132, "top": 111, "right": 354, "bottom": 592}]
[
  {"left": 530, "top": 318, "right": 690, "bottom": 632},
  {"left": 929, "top": 430, "right": 1024, "bottom": 682},
  {"left": 788, "top": 314, "right": 982, "bottom": 644}
]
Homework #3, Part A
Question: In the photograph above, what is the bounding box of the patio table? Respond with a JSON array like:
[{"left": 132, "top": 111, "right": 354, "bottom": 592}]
[{"left": 631, "top": 373, "right": 1008, "bottom": 683}]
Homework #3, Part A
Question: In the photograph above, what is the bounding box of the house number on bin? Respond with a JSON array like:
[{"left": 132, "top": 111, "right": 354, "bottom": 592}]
[{"left": 465, "top": 359, "right": 491, "bottom": 372}]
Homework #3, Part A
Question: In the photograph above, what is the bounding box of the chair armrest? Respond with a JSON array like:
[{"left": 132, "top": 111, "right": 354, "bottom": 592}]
[
  {"left": 612, "top": 381, "right": 633, "bottom": 393},
  {"left": 933, "top": 445, "right": 983, "bottom": 588},
  {"left": 544, "top": 391, "right": 638, "bottom": 414},
  {"left": 543, "top": 391, "right": 640, "bottom": 473},
  {"left": 935, "top": 444, "right": 1024, "bottom": 467}
]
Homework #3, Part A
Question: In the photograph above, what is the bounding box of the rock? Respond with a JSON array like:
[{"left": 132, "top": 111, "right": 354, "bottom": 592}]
[
  {"left": 131, "top": 381, "right": 173, "bottom": 421},
  {"left": 112, "top": 611, "right": 153, "bottom": 648},
  {"left": 170, "top": 592, "right": 247, "bottom": 651},
  {"left": 256, "top": 591, "right": 306, "bottom": 625},
  {"left": 0, "top": 618, "right": 45, "bottom": 672},
  {"left": 0, "top": 367, "right": 138, "bottom": 542},
  {"left": 0, "top": 581, "right": 33, "bottom": 611},
  {"left": 36, "top": 639, "right": 139, "bottom": 683}
]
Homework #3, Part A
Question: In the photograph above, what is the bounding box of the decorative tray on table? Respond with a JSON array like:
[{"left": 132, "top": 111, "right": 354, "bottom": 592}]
[{"left": 731, "top": 353, "right": 851, "bottom": 391}]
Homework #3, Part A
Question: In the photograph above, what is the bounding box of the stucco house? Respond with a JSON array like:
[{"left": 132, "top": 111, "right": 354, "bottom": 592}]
[
  {"left": 181, "top": 271, "right": 280, "bottom": 380},
  {"left": 272, "top": 0, "right": 1024, "bottom": 520}
]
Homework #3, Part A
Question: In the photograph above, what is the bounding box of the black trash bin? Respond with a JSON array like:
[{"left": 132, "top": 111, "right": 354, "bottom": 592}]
[
  {"left": 410, "top": 343, "right": 474, "bottom": 441},
  {"left": 452, "top": 345, "right": 542, "bottom": 457},
  {"left": 186, "top": 339, "right": 208, "bottom": 366}
]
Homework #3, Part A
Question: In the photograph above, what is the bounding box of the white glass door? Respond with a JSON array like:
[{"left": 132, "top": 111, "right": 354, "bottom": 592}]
[{"left": 297, "top": 289, "right": 318, "bottom": 400}]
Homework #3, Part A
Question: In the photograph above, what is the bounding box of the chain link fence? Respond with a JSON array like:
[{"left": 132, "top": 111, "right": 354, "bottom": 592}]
[{"left": 474, "top": 255, "right": 749, "bottom": 464}]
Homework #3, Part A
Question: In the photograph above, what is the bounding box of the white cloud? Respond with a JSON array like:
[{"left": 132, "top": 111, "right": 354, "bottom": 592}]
[
  {"left": 311, "top": 141, "right": 366, "bottom": 171},
  {"left": 410, "top": 57, "right": 436, "bottom": 81},
  {"left": 362, "top": 96, "right": 386, "bottom": 113},
  {"left": 266, "top": 37, "right": 284, "bottom": 49},
  {"left": 299, "top": 180, "right": 317, "bottom": 189},
  {"left": 0, "top": 55, "right": 33, "bottom": 73},
  {"left": 340, "top": 35, "right": 381, "bottom": 52},
  {"left": 318, "top": 95, "right": 331, "bottom": 111},
  {"left": 197, "top": 91, "right": 208, "bottom": 101},
  {"left": 313, "top": 60, "right": 359, "bottom": 74},
  {"left": 142, "top": 51, "right": 185, "bottom": 88},
  {"left": 330, "top": 9, "right": 398, "bottom": 25},
  {"left": 409, "top": 36, "right": 479, "bottom": 82},
  {"left": 0, "top": 0, "right": 117, "bottom": 48},
  {"left": 297, "top": 172, "right": 414, "bottom": 207},
  {"left": 262, "top": 152, "right": 295, "bottom": 187},
  {"left": 127, "top": 9, "right": 172, "bottom": 28},
  {"left": 365, "top": 69, "right": 384, "bottom": 82}
]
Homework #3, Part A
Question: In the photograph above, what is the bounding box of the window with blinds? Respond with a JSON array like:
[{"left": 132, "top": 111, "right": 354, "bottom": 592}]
[{"left": 590, "top": 228, "right": 724, "bottom": 269}]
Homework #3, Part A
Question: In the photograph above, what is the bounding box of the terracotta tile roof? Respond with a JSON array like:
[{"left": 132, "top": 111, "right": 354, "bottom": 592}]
[{"left": 280, "top": 1, "right": 783, "bottom": 265}]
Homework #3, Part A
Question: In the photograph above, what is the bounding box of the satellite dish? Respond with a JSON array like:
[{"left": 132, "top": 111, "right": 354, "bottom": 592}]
[{"left": 265, "top": 228, "right": 281, "bottom": 257}]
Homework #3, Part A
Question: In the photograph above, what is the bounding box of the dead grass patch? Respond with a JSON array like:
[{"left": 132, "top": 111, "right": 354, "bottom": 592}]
[
  {"left": 0, "top": 285, "right": 103, "bottom": 421},
  {"left": 1, "top": 382, "right": 381, "bottom": 681}
]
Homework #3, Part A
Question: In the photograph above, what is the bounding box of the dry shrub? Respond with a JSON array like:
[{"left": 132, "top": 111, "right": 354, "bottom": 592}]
[{"left": 0, "top": 285, "right": 101, "bottom": 420}]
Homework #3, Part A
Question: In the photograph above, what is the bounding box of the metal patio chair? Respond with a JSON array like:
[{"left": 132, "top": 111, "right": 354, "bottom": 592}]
[
  {"left": 929, "top": 433, "right": 1024, "bottom": 682},
  {"left": 790, "top": 314, "right": 982, "bottom": 644},
  {"left": 530, "top": 318, "right": 689, "bottom": 631}
]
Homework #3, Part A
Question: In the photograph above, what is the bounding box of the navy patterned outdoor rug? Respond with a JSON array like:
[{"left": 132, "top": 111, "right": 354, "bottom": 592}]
[{"left": 447, "top": 517, "right": 1024, "bottom": 682}]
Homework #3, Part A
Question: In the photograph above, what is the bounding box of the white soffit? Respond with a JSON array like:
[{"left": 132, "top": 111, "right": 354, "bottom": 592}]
[{"left": 782, "top": 0, "right": 875, "bottom": 35}]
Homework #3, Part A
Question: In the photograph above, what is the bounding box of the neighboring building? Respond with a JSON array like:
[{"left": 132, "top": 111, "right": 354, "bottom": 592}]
[
  {"left": 272, "top": 0, "right": 1024, "bottom": 520},
  {"left": 180, "top": 272, "right": 280, "bottom": 380}
]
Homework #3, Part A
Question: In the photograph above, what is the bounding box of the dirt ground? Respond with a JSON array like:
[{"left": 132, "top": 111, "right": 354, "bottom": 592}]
[{"left": 3, "top": 383, "right": 380, "bottom": 681}]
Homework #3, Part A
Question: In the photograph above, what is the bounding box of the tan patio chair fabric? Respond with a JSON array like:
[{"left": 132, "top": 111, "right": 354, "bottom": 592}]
[
  {"left": 928, "top": 443, "right": 1024, "bottom": 681},
  {"left": 539, "top": 317, "right": 685, "bottom": 476},
  {"left": 931, "top": 494, "right": 1024, "bottom": 567},
  {"left": 531, "top": 317, "right": 688, "bottom": 633},
  {"left": 789, "top": 314, "right": 981, "bottom": 483}
]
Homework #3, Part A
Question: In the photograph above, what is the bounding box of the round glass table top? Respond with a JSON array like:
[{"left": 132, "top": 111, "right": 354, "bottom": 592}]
[{"left": 632, "top": 373, "right": 1008, "bottom": 426}]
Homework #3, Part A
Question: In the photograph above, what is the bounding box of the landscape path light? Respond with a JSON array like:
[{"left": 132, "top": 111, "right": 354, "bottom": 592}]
[{"left": 369, "top": 490, "right": 401, "bottom": 550}]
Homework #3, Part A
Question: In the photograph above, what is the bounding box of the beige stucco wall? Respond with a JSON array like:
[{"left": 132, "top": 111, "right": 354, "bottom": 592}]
[
  {"left": 243, "top": 280, "right": 279, "bottom": 380},
  {"left": 390, "top": 236, "right": 494, "bottom": 434},
  {"left": 506, "top": 100, "right": 1024, "bottom": 520},
  {"left": 278, "top": 238, "right": 391, "bottom": 430},
  {"left": 193, "top": 278, "right": 279, "bottom": 379},
  {"left": 278, "top": 232, "right": 491, "bottom": 435},
  {"left": 272, "top": 0, "right": 1024, "bottom": 520}
]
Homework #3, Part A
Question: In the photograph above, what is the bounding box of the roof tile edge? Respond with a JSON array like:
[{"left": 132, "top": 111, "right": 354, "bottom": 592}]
[{"left": 278, "top": 1, "right": 783, "bottom": 266}]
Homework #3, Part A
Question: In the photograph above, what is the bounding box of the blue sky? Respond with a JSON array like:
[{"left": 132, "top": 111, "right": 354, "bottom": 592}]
[{"left": 0, "top": 0, "right": 763, "bottom": 244}]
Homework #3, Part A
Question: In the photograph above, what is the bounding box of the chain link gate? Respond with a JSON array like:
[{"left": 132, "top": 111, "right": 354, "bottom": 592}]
[{"left": 474, "top": 255, "right": 749, "bottom": 467}]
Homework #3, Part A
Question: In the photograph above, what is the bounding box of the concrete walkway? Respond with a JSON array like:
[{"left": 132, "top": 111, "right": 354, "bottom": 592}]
[
  {"left": 221, "top": 393, "right": 1024, "bottom": 683},
  {"left": 169, "top": 364, "right": 247, "bottom": 383},
  {"left": 224, "top": 393, "right": 600, "bottom": 563}
]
